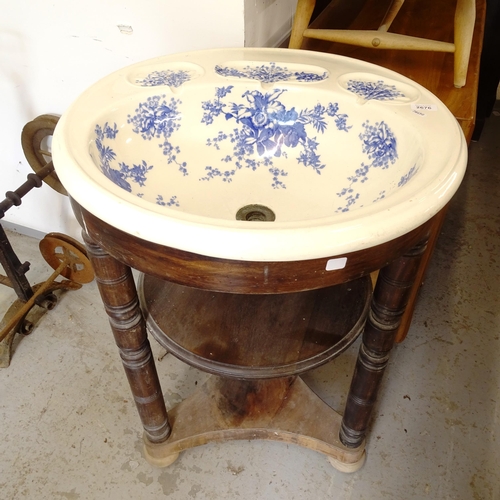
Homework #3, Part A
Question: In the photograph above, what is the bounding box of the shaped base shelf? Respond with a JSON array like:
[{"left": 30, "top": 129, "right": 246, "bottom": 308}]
[{"left": 144, "top": 376, "right": 365, "bottom": 472}]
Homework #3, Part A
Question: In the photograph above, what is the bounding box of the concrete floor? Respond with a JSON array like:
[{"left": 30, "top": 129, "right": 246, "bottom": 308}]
[{"left": 1, "top": 108, "right": 499, "bottom": 499}]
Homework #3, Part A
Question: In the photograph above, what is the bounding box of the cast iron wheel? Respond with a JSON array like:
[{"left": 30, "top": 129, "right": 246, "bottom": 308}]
[
  {"left": 39, "top": 234, "right": 94, "bottom": 284},
  {"left": 21, "top": 114, "right": 67, "bottom": 195}
]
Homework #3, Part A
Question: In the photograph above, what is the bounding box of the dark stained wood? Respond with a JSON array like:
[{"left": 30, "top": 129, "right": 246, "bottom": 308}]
[
  {"left": 73, "top": 200, "right": 433, "bottom": 295},
  {"left": 73, "top": 205, "right": 430, "bottom": 464},
  {"left": 140, "top": 274, "right": 371, "bottom": 378},
  {"left": 340, "top": 238, "right": 428, "bottom": 447},
  {"left": 394, "top": 206, "right": 448, "bottom": 342},
  {"left": 474, "top": 0, "right": 500, "bottom": 138},
  {"left": 214, "top": 377, "right": 297, "bottom": 426},
  {"left": 75, "top": 200, "right": 431, "bottom": 462},
  {"left": 82, "top": 233, "right": 171, "bottom": 444}
]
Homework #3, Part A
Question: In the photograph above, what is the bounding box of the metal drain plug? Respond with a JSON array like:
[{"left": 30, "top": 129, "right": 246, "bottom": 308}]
[{"left": 236, "top": 204, "right": 276, "bottom": 222}]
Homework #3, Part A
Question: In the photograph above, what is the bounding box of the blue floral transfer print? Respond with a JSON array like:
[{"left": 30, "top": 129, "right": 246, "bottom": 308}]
[
  {"left": 336, "top": 120, "right": 398, "bottom": 212},
  {"left": 93, "top": 121, "right": 180, "bottom": 206},
  {"left": 156, "top": 195, "right": 180, "bottom": 207},
  {"left": 398, "top": 164, "right": 418, "bottom": 187},
  {"left": 373, "top": 190, "right": 386, "bottom": 202},
  {"left": 136, "top": 70, "right": 191, "bottom": 88},
  {"left": 346, "top": 80, "right": 405, "bottom": 101},
  {"left": 360, "top": 120, "right": 398, "bottom": 168},
  {"left": 95, "top": 122, "right": 153, "bottom": 193},
  {"left": 127, "top": 95, "right": 188, "bottom": 176},
  {"left": 215, "top": 62, "right": 327, "bottom": 83},
  {"left": 201, "top": 86, "right": 350, "bottom": 188}
]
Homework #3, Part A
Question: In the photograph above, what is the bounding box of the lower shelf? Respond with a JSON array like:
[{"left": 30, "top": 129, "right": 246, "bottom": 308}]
[{"left": 138, "top": 274, "right": 372, "bottom": 378}]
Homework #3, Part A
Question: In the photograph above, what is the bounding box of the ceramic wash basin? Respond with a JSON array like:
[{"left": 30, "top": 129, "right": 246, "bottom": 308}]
[{"left": 52, "top": 48, "right": 467, "bottom": 262}]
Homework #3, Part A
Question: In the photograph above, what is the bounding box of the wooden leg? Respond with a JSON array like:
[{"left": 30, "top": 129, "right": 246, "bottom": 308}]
[
  {"left": 83, "top": 233, "right": 171, "bottom": 446},
  {"left": 289, "top": 0, "right": 316, "bottom": 49},
  {"left": 340, "top": 238, "right": 428, "bottom": 448}
]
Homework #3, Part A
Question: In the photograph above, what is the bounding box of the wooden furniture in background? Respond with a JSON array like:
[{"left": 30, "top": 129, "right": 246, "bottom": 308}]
[
  {"left": 290, "top": 0, "right": 476, "bottom": 88},
  {"left": 289, "top": 0, "right": 485, "bottom": 342}
]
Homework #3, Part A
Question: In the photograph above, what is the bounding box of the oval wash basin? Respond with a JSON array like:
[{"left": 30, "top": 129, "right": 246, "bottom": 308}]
[{"left": 52, "top": 48, "right": 467, "bottom": 262}]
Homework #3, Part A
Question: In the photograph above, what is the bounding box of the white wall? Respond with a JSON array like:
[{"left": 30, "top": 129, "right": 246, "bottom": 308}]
[
  {"left": 1, "top": 0, "right": 245, "bottom": 239},
  {"left": 1, "top": 0, "right": 296, "bottom": 239},
  {"left": 244, "top": 0, "right": 297, "bottom": 47}
]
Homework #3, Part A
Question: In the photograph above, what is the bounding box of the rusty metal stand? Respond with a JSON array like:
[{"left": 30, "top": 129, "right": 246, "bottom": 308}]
[{"left": 0, "top": 117, "right": 94, "bottom": 367}]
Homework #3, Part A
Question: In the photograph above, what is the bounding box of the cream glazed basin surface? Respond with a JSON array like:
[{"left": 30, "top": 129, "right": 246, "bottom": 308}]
[{"left": 52, "top": 48, "right": 467, "bottom": 262}]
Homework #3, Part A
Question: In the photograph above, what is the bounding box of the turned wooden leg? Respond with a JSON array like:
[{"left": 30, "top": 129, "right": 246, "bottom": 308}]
[
  {"left": 83, "top": 233, "right": 171, "bottom": 444},
  {"left": 289, "top": 0, "right": 316, "bottom": 49},
  {"left": 340, "top": 238, "right": 428, "bottom": 448}
]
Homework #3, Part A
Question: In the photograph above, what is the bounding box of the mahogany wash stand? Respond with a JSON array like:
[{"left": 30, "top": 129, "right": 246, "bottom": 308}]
[
  {"left": 74, "top": 200, "right": 433, "bottom": 472},
  {"left": 53, "top": 0, "right": 485, "bottom": 474}
]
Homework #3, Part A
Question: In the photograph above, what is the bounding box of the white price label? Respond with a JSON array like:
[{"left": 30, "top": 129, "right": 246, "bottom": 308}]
[{"left": 326, "top": 257, "right": 347, "bottom": 271}]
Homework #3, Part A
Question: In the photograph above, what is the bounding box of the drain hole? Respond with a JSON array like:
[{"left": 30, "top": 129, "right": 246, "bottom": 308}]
[{"left": 236, "top": 204, "right": 276, "bottom": 222}]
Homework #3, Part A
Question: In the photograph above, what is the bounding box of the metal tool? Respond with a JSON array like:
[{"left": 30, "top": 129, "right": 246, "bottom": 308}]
[{"left": 0, "top": 115, "right": 94, "bottom": 366}]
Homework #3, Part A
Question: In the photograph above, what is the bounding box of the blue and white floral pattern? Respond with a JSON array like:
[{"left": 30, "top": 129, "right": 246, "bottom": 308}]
[
  {"left": 127, "top": 95, "right": 188, "bottom": 176},
  {"left": 398, "top": 164, "right": 418, "bottom": 187},
  {"left": 136, "top": 70, "right": 191, "bottom": 88},
  {"left": 215, "top": 62, "right": 327, "bottom": 83},
  {"left": 93, "top": 82, "right": 407, "bottom": 213},
  {"left": 93, "top": 120, "right": 180, "bottom": 206},
  {"left": 336, "top": 120, "right": 398, "bottom": 212},
  {"left": 200, "top": 86, "right": 350, "bottom": 188},
  {"left": 156, "top": 194, "right": 180, "bottom": 206},
  {"left": 359, "top": 121, "right": 398, "bottom": 167},
  {"left": 346, "top": 80, "right": 405, "bottom": 101},
  {"left": 94, "top": 122, "right": 154, "bottom": 193},
  {"left": 373, "top": 191, "right": 386, "bottom": 203}
]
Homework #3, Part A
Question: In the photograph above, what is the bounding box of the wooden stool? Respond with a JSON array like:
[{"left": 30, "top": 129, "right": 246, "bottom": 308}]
[{"left": 289, "top": 0, "right": 475, "bottom": 87}]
